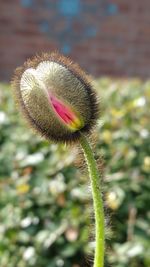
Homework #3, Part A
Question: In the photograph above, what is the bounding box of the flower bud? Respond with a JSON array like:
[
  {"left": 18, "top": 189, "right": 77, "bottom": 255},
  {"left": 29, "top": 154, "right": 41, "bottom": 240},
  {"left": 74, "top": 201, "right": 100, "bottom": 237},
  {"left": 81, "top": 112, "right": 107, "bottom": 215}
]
[{"left": 12, "top": 52, "right": 99, "bottom": 143}]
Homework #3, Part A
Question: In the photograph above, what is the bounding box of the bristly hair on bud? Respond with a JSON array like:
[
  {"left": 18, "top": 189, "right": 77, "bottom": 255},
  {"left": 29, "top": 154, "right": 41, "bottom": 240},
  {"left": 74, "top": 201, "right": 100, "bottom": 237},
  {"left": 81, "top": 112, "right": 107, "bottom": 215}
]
[{"left": 12, "top": 52, "right": 99, "bottom": 143}]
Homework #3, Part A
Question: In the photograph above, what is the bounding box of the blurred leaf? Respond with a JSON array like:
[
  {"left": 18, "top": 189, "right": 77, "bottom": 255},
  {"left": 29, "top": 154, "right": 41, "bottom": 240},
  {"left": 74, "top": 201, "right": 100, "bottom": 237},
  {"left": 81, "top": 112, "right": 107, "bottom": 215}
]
[{"left": 0, "top": 79, "right": 150, "bottom": 267}]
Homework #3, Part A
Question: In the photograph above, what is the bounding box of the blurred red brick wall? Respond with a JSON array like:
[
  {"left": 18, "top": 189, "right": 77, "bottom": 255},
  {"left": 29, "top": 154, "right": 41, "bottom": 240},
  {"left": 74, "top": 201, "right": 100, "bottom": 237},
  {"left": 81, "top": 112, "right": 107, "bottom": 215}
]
[{"left": 0, "top": 0, "right": 150, "bottom": 81}]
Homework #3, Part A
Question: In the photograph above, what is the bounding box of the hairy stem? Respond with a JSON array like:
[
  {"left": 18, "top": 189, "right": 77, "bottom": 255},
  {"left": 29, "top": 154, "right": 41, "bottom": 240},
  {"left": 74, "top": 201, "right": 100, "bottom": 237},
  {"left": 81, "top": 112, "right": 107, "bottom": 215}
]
[{"left": 80, "top": 134, "right": 105, "bottom": 267}]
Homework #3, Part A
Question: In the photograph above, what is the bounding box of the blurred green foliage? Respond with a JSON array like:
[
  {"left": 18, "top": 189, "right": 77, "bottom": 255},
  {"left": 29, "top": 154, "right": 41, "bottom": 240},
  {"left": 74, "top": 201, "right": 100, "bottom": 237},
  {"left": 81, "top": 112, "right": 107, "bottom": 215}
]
[{"left": 0, "top": 79, "right": 150, "bottom": 267}]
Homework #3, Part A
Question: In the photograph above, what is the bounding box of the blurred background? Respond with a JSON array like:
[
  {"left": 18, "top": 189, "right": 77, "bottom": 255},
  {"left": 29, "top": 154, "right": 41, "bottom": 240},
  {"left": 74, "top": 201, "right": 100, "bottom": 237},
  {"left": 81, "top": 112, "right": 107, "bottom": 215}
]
[
  {"left": 1, "top": 0, "right": 150, "bottom": 80},
  {"left": 0, "top": 1, "right": 150, "bottom": 267}
]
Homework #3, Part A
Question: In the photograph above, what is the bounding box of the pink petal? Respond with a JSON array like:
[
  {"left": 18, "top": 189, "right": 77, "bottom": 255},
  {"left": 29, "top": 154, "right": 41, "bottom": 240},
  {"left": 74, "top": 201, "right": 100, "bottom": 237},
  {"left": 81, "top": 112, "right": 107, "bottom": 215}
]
[{"left": 49, "top": 94, "right": 78, "bottom": 127}]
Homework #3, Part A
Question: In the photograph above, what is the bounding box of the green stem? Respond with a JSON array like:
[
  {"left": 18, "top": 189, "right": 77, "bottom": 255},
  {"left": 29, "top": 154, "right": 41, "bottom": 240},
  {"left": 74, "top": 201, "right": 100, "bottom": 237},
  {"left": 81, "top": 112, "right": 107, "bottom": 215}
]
[{"left": 79, "top": 134, "right": 105, "bottom": 267}]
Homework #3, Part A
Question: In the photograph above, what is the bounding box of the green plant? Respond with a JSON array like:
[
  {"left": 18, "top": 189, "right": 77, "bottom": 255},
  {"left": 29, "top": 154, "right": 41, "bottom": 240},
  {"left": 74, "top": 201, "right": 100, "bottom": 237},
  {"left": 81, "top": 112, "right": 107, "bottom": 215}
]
[{"left": 12, "top": 52, "right": 105, "bottom": 267}]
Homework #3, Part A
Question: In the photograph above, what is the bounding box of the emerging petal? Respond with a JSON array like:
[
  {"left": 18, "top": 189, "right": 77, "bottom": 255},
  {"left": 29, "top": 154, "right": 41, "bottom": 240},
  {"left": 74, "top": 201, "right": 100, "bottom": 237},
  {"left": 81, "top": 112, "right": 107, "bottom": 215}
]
[{"left": 49, "top": 94, "right": 83, "bottom": 131}]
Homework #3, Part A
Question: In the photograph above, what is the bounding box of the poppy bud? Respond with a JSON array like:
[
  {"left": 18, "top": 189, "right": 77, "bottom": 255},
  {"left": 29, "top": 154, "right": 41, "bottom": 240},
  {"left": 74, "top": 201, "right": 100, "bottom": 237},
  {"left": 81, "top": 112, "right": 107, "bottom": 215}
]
[{"left": 12, "top": 52, "right": 99, "bottom": 143}]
